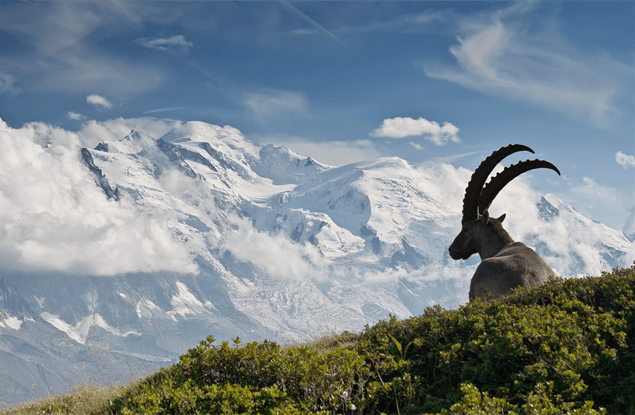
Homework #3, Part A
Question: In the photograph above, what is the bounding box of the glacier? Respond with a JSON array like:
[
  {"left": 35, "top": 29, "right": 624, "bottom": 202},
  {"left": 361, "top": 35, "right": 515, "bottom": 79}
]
[{"left": 0, "top": 118, "right": 633, "bottom": 406}]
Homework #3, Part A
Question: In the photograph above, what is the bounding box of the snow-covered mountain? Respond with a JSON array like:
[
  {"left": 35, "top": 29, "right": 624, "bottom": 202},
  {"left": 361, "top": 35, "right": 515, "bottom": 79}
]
[{"left": 0, "top": 119, "right": 633, "bottom": 406}]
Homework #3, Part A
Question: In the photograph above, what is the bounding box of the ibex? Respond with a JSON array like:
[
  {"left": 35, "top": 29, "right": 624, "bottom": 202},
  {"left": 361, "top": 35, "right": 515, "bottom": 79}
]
[{"left": 449, "top": 144, "right": 560, "bottom": 300}]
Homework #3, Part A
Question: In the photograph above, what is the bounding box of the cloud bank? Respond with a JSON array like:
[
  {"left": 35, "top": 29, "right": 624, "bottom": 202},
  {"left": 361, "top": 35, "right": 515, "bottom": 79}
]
[
  {"left": 0, "top": 117, "right": 197, "bottom": 276},
  {"left": 370, "top": 117, "right": 460, "bottom": 145},
  {"left": 0, "top": 115, "right": 629, "bottom": 284}
]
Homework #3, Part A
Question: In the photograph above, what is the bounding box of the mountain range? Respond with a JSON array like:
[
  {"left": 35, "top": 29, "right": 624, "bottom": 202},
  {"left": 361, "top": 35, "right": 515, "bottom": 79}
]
[{"left": 0, "top": 119, "right": 633, "bottom": 406}]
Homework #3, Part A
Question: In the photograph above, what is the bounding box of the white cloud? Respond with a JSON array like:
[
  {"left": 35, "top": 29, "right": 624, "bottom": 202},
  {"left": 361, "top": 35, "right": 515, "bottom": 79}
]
[
  {"left": 369, "top": 117, "right": 460, "bottom": 145},
  {"left": 572, "top": 177, "right": 618, "bottom": 202},
  {"left": 67, "top": 111, "right": 85, "bottom": 121},
  {"left": 422, "top": 3, "right": 628, "bottom": 127},
  {"left": 410, "top": 142, "right": 424, "bottom": 151},
  {"left": 0, "top": 2, "right": 165, "bottom": 97},
  {"left": 624, "top": 206, "right": 635, "bottom": 237},
  {"left": 616, "top": 151, "right": 635, "bottom": 169},
  {"left": 135, "top": 35, "right": 194, "bottom": 54},
  {"left": 243, "top": 91, "right": 308, "bottom": 120},
  {"left": 224, "top": 216, "right": 327, "bottom": 281},
  {"left": 76, "top": 117, "right": 182, "bottom": 148},
  {"left": 87, "top": 94, "right": 113, "bottom": 109},
  {"left": 0, "top": 117, "right": 197, "bottom": 276},
  {"left": 261, "top": 135, "right": 382, "bottom": 167}
]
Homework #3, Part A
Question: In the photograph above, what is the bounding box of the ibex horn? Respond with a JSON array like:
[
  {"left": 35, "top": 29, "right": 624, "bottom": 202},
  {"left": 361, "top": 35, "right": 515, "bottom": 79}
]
[
  {"left": 478, "top": 159, "right": 561, "bottom": 216},
  {"left": 461, "top": 144, "right": 534, "bottom": 223}
]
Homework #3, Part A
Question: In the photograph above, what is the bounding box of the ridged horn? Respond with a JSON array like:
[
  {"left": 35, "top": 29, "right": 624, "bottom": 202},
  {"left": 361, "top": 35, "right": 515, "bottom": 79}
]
[
  {"left": 478, "top": 159, "right": 561, "bottom": 216},
  {"left": 461, "top": 144, "right": 534, "bottom": 223}
]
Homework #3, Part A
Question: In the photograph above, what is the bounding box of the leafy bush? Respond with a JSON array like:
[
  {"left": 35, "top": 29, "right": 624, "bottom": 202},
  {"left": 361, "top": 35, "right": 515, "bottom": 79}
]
[
  {"left": 6, "top": 266, "right": 634, "bottom": 415},
  {"left": 356, "top": 265, "right": 635, "bottom": 414}
]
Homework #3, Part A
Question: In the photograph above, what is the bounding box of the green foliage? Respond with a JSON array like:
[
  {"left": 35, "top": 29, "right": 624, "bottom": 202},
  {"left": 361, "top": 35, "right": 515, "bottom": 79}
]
[
  {"left": 104, "top": 337, "right": 369, "bottom": 414},
  {"left": 356, "top": 266, "right": 635, "bottom": 414},
  {"left": 4, "top": 265, "right": 634, "bottom": 415}
]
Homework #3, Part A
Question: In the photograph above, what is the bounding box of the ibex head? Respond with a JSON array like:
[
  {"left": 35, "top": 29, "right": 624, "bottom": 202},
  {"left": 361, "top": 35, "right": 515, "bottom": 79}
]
[{"left": 449, "top": 144, "right": 560, "bottom": 261}]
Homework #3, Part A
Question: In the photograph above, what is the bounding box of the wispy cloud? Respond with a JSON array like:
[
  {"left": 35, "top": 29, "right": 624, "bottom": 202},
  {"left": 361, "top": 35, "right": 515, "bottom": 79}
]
[
  {"left": 0, "top": 2, "right": 166, "bottom": 97},
  {"left": 616, "top": 151, "right": 635, "bottom": 169},
  {"left": 421, "top": 3, "right": 629, "bottom": 128},
  {"left": 370, "top": 117, "right": 460, "bottom": 145},
  {"left": 269, "top": 137, "right": 382, "bottom": 167},
  {"left": 87, "top": 94, "right": 112, "bottom": 109},
  {"left": 76, "top": 117, "right": 182, "bottom": 148},
  {"left": 135, "top": 34, "right": 194, "bottom": 54},
  {"left": 243, "top": 90, "right": 308, "bottom": 121},
  {"left": 571, "top": 177, "right": 618, "bottom": 202},
  {"left": 143, "top": 106, "right": 189, "bottom": 114},
  {"left": 0, "top": 73, "right": 16, "bottom": 94},
  {"left": 333, "top": 9, "right": 446, "bottom": 36},
  {"left": 67, "top": 111, "right": 85, "bottom": 121},
  {"left": 279, "top": 1, "right": 362, "bottom": 58}
]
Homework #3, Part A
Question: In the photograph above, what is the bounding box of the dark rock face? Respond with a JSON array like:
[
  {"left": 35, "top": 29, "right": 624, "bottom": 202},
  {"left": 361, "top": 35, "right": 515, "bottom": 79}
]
[
  {"left": 156, "top": 139, "right": 198, "bottom": 178},
  {"left": 198, "top": 142, "right": 234, "bottom": 171},
  {"left": 94, "top": 142, "right": 109, "bottom": 152},
  {"left": 179, "top": 147, "right": 217, "bottom": 172},
  {"left": 537, "top": 196, "right": 559, "bottom": 221},
  {"left": 80, "top": 148, "right": 119, "bottom": 201}
]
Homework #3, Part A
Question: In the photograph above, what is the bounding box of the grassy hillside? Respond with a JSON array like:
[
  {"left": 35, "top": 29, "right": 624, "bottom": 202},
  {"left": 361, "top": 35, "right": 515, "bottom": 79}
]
[{"left": 4, "top": 265, "right": 635, "bottom": 414}]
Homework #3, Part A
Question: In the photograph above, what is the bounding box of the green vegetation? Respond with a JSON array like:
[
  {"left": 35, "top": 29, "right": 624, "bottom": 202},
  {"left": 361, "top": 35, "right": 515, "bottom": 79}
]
[{"left": 4, "top": 265, "right": 635, "bottom": 414}]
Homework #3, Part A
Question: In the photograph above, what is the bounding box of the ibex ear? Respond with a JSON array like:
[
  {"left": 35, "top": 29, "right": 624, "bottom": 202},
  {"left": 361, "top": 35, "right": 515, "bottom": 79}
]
[
  {"left": 481, "top": 210, "right": 490, "bottom": 225},
  {"left": 497, "top": 213, "right": 506, "bottom": 223}
]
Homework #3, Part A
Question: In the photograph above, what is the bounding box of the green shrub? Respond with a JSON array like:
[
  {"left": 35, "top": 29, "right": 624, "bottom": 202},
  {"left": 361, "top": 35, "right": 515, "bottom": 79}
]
[{"left": 7, "top": 265, "right": 633, "bottom": 415}]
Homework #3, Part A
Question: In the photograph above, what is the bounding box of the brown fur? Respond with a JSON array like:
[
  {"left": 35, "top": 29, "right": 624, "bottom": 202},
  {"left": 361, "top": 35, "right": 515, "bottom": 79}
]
[{"left": 449, "top": 214, "right": 555, "bottom": 300}]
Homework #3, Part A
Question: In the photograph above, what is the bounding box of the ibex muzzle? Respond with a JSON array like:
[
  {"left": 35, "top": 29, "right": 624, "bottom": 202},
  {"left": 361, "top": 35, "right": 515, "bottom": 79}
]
[{"left": 450, "top": 144, "right": 560, "bottom": 301}]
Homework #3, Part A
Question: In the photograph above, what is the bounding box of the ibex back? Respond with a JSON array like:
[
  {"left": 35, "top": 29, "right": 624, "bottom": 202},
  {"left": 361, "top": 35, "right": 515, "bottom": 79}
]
[{"left": 449, "top": 144, "right": 560, "bottom": 301}]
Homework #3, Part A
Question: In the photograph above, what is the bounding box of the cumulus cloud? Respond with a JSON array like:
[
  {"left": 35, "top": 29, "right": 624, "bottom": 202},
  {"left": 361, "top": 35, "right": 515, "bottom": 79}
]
[
  {"left": 67, "top": 111, "right": 86, "bottom": 121},
  {"left": 87, "top": 94, "right": 112, "bottom": 109},
  {"left": 369, "top": 117, "right": 460, "bottom": 145},
  {"left": 616, "top": 151, "right": 635, "bottom": 169},
  {"left": 135, "top": 34, "right": 194, "bottom": 54},
  {"left": 422, "top": 3, "right": 628, "bottom": 127},
  {"left": 0, "top": 117, "right": 197, "bottom": 276},
  {"left": 243, "top": 90, "right": 308, "bottom": 120}
]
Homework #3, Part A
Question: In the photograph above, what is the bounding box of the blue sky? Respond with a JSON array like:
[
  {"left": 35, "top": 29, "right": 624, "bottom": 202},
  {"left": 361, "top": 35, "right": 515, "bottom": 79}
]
[{"left": 0, "top": 1, "right": 633, "bottom": 231}]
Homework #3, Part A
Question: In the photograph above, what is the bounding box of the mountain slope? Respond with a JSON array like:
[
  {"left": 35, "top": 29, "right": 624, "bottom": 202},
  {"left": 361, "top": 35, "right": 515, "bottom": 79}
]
[{"left": 0, "top": 119, "right": 633, "bottom": 406}]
